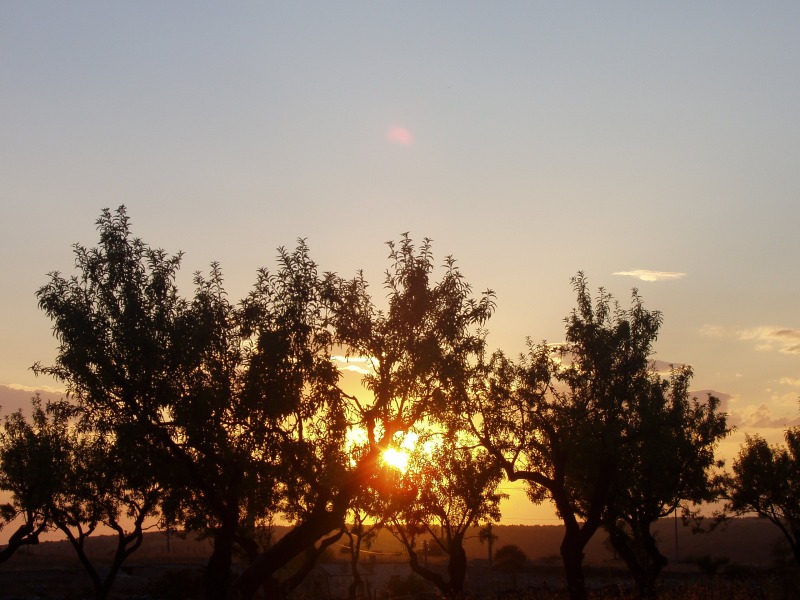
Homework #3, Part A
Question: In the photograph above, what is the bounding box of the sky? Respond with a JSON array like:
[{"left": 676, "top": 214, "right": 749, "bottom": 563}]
[{"left": 1, "top": 2, "right": 800, "bottom": 526}]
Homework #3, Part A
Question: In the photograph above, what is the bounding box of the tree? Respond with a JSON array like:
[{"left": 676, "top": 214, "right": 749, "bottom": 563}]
[
  {"left": 51, "top": 427, "right": 161, "bottom": 600},
  {"left": 727, "top": 427, "right": 800, "bottom": 566},
  {"left": 34, "top": 210, "right": 495, "bottom": 599},
  {"left": 0, "top": 397, "right": 159, "bottom": 599},
  {"left": 493, "top": 544, "right": 527, "bottom": 573},
  {"left": 388, "top": 434, "right": 504, "bottom": 598},
  {"left": 602, "top": 366, "right": 728, "bottom": 598},
  {"left": 239, "top": 234, "right": 496, "bottom": 598},
  {"left": 34, "top": 207, "right": 347, "bottom": 599},
  {"left": 0, "top": 397, "right": 70, "bottom": 563},
  {"left": 467, "top": 274, "right": 664, "bottom": 600}
]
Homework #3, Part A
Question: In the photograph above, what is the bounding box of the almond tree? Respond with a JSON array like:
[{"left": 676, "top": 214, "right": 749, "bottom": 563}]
[
  {"left": 602, "top": 365, "right": 728, "bottom": 598},
  {"left": 727, "top": 427, "right": 800, "bottom": 566},
  {"left": 35, "top": 209, "right": 495, "bottom": 600},
  {"left": 0, "top": 398, "right": 159, "bottom": 599},
  {"left": 0, "top": 397, "right": 70, "bottom": 562},
  {"left": 467, "top": 274, "right": 663, "bottom": 600},
  {"left": 388, "top": 434, "right": 504, "bottom": 598},
  {"left": 239, "top": 235, "right": 496, "bottom": 598}
]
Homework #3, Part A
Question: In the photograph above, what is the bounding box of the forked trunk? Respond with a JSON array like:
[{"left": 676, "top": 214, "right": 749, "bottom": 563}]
[{"left": 607, "top": 520, "right": 667, "bottom": 598}]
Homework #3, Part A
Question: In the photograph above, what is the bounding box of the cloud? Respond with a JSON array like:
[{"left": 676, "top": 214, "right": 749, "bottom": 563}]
[
  {"left": 0, "top": 384, "right": 65, "bottom": 415},
  {"left": 331, "top": 355, "right": 373, "bottom": 375},
  {"left": 699, "top": 324, "right": 727, "bottom": 337},
  {"left": 737, "top": 403, "right": 800, "bottom": 429},
  {"left": 5, "top": 383, "right": 65, "bottom": 394},
  {"left": 613, "top": 270, "right": 686, "bottom": 282},
  {"left": 779, "top": 377, "right": 800, "bottom": 387},
  {"left": 701, "top": 325, "right": 800, "bottom": 354},
  {"left": 341, "top": 365, "right": 371, "bottom": 375},
  {"left": 386, "top": 126, "right": 413, "bottom": 146},
  {"left": 331, "top": 356, "right": 369, "bottom": 364},
  {"left": 650, "top": 359, "right": 687, "bottom": 373},
  {"left": 689, "top": 389, "right": 746, "bottom": 427},
  {"left": 737, "top": 327, "right": 800, "bottom": 354}
]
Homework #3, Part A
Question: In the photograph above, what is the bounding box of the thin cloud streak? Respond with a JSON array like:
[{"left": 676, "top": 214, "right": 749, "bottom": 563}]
[
  {"left": 737, "top": 327, "right": 800, "bottom": 354},
  {"left": 5, "top": 383, "right": 65, "bottom": 394},
  {"left": 613, "top": 270, "right": 686, "bottom": 282}
]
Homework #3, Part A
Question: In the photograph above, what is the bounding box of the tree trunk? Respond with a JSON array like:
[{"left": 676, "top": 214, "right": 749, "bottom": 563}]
[
  {"left": 0, "top": 522, "right": 40, "bottom": 563},
  {"left": 607, "top": 520, "right": 667, "bottom": 598},
  {"left": 447, "top": 543, "right": 468, "bottom": 597},
  {"left": 406, "top": 545, "right": 450, "bottom": 595},
  {"left": 639, "top": 523, "right": 667, "bottom": 598},
  {"left": 204, "top": 504, "right": 238, "bottom": 600},
  {"left": 560, "top": 526, "right": 587, "bottom": 600},
  {"left": 348, "top": 538, "right": 363, "bottom": 600}
]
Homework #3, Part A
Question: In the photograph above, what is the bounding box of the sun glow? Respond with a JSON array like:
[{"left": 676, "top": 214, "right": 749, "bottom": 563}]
[{"left": 381, "top": 448, "right": 410, "bottom": 473}]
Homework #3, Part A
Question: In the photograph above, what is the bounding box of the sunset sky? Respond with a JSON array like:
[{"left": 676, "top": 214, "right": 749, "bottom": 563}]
[{"left": 2, "top": 3, "right": 799, "bottom": 525}]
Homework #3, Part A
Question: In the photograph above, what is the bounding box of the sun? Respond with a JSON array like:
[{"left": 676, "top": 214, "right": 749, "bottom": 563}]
[{"left": 381, "top": 448, "right": 410, "bottom": 473}]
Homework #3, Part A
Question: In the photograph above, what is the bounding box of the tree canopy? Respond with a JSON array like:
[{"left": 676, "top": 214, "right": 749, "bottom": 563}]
[
  {"left": 727, "top": 427, "right": 800, "bottom": 566},
  {"left": 0, "top": 207, "right": 741, "bottom": 600}
]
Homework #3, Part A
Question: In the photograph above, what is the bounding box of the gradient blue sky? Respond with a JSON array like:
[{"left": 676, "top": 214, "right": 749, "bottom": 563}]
[{"left": 2, "top": 2, "right": 800, "bottom": 524}]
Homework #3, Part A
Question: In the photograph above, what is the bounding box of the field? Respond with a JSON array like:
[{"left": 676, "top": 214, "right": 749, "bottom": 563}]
[{"left": 1, "top": 518, "right": 798, "bottom": 599}]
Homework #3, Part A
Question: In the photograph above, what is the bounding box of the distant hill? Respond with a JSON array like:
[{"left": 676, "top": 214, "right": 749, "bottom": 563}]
[{"left": 2, "top": 517, "right": 789, "bottom": 569}]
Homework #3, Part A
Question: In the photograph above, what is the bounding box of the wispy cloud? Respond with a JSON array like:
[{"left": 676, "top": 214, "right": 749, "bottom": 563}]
[
  {"left": 736, "top": 402, "right": 800, "bottom": 429},
  {"left": 779, "top": 377, "right": 800, "bottom": 387},
  {"left": 737, "top": 327, "right": 800, "bottom": 354},
  {"left": 613, "top": 270, "right": 686, "bottom": 282},
  {"left": 331, "top": 356, "right": 370, "bottom": 364},
  {"left": 699, "top": 324, "right": 726, "bottom": 337},
  {"left": 331, "top": 355, "right": 374, "bottom": 375},
  {"left": 4, "top": 383, "right": 65, "bottom": 394},
  {"left": 650, "top": 359, "right": 688, "bottom": 373},
  {"left": 700, "top": 325, "right": 800, "bottom": 355}
]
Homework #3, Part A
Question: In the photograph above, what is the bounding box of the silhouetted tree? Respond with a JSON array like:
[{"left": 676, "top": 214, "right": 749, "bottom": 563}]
[
  {"left": 340, "top": 452, "right": 390, "bottom": 600},
  {"left": 0, "top": 397, "right": 69, "bottom": 563},
  {"left": 0, "top": 397, "right": 158, "bottom": 599},
  {"left": 602, "top": 366, "right": 728, "bottom": 598},
  {"left": 51, "top": 426, "right": 160, "bottom": 600},
  {"left": 239, "top": 235, "right": 496, "bottom": 598},
  {"left": 727, "top": 427, "right": 800, "bottom": 566},
  {"left": 34, "top": 210, "right": 495, "bottom": 600},
  {"left": 493, "top": 544, "right": 527, "bottom": 573},
  {"left": 388, "top": 435, "right": 504, "bottom": 598},
  {"left": 467, "top": 274, "right": 664, "bottom": 600},
  {"left": 34, "top": 207, "right": 346, "bottom": 599}
]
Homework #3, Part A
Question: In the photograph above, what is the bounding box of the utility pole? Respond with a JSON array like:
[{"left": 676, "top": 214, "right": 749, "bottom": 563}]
[{"left": 674, "top": 510, "right": 679, "bottom": 562}]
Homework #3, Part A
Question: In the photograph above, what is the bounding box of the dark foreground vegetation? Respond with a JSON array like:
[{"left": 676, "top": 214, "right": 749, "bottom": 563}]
[
  {"left": 1, "top": 207, "right": 799, "bottom": 599},
  {"left": 2, "top": 522, "right": 800, "bottom": 600},
  {"left": 2, "top": 538, "right": 799, "bottom": 600}
]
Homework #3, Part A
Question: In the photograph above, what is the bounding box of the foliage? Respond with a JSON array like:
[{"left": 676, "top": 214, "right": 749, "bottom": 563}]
[
  {"left": 33, "top": 207, "right": 346, "bottom": 598},
  {"left": 51, "top": 426, "right": 161, "bottom": 600},
  {"left": 0, "top": 397, "right": 71, "bottom": 562},
  {"left": 389, "top": 433, "right": 505, "bottom": 597},
  {"left": 32, "top": 210, "right": 496, "bottom": 599},
  {"left": 727, "top": 427, "right": 800, "bottom": 566},
  {"left": 603, "top": 365, "right": 729, "bottom": 597},
  {"left": 493, "top": 544, "right": 528, "bottom": 573},
  {"left": 0, "top": 396, "right": 159, "bottom": 599},
  {"left": 467, "top": 273, "right": 667, "bottom": 600}
]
